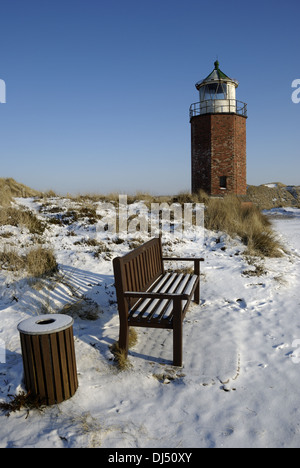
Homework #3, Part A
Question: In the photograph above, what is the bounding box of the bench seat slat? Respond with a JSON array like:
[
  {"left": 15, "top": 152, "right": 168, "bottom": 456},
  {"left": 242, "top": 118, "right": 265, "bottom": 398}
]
[
  {"left": 139, "top": 273, "right": 178, "bottom": 318},
  {"left": 145, "top": 273, "right": 185, "bottom": 321},
  {"left": 129, "top": 273, "right": 199, "bottom": 325},
  {"left": 148, "top": 273, "right": 183, "bottom": 320},
  {"left": 155, "top": 275, "right": 196, "bottom": 323},
  {"left": 163, "top": 275, "right": 199, "bottom": 322},
  {"left": 148, "top": 274, "right": 188, "bottom": 320},
  {"left": 183, "top": 274, "right": 199, "bottom": 296},
  {"left": 130, "top": 273, "right": 171, "bottom": 318},
  {"left": 130, "top": 273, "right": 177, "bottom": 319}
]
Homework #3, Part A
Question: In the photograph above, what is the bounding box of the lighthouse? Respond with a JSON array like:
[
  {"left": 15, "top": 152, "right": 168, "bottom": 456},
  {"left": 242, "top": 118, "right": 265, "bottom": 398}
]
[{"left": 190, "top": 61, "right": 247, "bottom": 196}]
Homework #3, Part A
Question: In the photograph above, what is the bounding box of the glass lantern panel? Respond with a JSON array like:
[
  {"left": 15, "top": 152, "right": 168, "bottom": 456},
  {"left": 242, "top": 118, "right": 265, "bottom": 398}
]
[
  {"left": 206, "top": 83, "right": 218, "bottom": 99},
  {"left": 216, "top": 83, "right": 227, "bottom": 99},
  {"left": 201, "top": 82, "right": 227, "bottom": 101}
]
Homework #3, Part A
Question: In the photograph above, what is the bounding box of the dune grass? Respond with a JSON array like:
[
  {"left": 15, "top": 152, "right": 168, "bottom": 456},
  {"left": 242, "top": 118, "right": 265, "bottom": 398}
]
[
  {"left": 111, "top": 329, "right": 138, "bottom": 371},
  {"left": 204, "top": 195, "right": 283, "bottom": 257},
  {"left": 0, "top": 178, "right": 41, "bottom": 207},
  {"left": 0, "top": 179, "right": 285, "bottom": 266},
  {"left": 0, "top": 206, "right": 46, "bottom": 234},
  {"left": 0, "top": 246, "right": 58, "bottom": 277}
]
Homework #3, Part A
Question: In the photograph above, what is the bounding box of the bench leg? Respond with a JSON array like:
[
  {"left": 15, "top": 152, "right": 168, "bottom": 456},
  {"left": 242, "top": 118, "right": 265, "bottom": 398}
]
[
  {"left": 173, "top": 298, "right": 183, "bottom": 367},
  {"left": 118, "top": 318, "right": 129, "bottom": 357},
  {"left": 194, "top": 260, "right": 200, "bottom": 305},
  {"left": 194, "top": 281, "right": 200, "bottom": 304}
]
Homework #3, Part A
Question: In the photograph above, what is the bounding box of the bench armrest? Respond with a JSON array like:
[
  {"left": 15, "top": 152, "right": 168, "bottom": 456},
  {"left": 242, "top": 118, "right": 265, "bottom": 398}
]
[
  {"left": 162, "top": 257, "right": 204, "bottom": 261},
  {"left": 162, "top": 257, "right": 204, "bottom": 275},
  {"left": 123, "top": 291, "right": 190, "bottom": 300}
]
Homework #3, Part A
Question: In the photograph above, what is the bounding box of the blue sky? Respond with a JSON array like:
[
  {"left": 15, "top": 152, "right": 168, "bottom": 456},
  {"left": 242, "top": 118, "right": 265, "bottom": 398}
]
[{"left": 0, "top": 0, "right": 299, "bottom": 195}]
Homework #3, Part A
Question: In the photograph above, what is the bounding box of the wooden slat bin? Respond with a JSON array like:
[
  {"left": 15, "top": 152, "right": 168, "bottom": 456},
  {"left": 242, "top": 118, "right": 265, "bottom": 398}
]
[{"left": 17, "top": 314, "right": 78, "bottom": 406}]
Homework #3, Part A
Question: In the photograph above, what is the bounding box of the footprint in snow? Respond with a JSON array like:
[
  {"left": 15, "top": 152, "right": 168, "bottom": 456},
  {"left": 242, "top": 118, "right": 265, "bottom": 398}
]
[
  {"left": 273, "top": 343, "right": 289, "bottom": 350},
  {"left": 236, "top": 298, "right": 247, "bottom": 309}
]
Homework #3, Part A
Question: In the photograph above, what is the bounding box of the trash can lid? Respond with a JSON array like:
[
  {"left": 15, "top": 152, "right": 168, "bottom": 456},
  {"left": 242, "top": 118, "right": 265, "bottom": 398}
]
[{"left": 17, "top": 314, "right": 74, "bottom": 335}]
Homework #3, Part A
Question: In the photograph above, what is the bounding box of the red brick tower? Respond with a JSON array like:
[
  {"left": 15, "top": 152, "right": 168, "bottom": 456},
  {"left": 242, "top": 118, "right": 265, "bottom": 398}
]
[{"left": 190, "top": 61, "right": 247, "bottom": 196}]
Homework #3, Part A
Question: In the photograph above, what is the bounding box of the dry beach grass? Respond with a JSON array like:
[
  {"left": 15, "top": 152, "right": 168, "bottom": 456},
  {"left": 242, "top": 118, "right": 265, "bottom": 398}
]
[{"left": 0, "top": 178, "right": 285, "bottom": 280}]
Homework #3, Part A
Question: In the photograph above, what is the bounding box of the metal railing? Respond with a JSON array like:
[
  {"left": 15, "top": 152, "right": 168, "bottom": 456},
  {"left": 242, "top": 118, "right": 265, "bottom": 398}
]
[{"left": 189, "top": 99, "right": 247, "bottom": 120}]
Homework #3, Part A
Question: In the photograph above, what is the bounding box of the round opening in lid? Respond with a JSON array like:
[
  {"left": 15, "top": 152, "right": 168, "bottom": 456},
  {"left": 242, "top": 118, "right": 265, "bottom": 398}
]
[{"left": 36, "top": 318, "right": 56, "bottom": 326}]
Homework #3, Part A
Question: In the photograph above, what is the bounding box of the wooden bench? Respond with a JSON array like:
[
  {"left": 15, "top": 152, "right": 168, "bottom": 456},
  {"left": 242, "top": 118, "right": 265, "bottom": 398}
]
[{"left": 113, "top": 236, "right": 204, "bottom": 366}]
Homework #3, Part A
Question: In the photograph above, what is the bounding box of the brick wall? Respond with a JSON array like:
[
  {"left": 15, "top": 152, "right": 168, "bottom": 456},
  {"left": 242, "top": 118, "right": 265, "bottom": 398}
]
[
  {"left": 191, "top": 113, "right": 247, "bottom": 196},
  {"left": 191, "top": 114, "right": 211, "bottom": 194}
]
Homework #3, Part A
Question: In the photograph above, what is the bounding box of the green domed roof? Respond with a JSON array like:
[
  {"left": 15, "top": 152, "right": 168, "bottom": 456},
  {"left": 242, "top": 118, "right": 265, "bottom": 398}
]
[{"left": 196, "top": 61, "right": 238, "bottom": 90}]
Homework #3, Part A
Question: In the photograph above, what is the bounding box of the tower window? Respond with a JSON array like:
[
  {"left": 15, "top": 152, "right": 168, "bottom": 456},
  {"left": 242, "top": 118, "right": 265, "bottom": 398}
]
[{"left": 220, "top": 176, "right": 227, "bottom": 189}]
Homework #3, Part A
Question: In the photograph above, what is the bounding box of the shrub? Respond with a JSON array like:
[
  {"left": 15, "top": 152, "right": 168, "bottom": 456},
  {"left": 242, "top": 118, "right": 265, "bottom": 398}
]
[
  {"left": 0, "top": 207, "right": 45, "bottom": 234},
  {"left": 174, "top": 189, "right": 209, "bottom": 204},
  {"left": 0, "top": 391, "right": 45, "bottom": 417},
  {"left": 0, "top": 246, "right": 57, "bottom": 276},
  {"left": 25, "top": 247, "right": 58, "bottom": 277},
  {"left": 0, "top": 187, "right": 12, "bottom": 207},
  {"left": 205, "top": 195, "right": 283, "bottom": 257},
  {"left": 111, "top": 329, "right": 138, "bottom": 371},
  {"left": 0, "top": 248, "right": 25, "bottom": 271},
  {"left": 0, "top": 178, "right": 41, "bottom": 205},
  {"left": 243, "top": 229, "right": 283, "bottom": 258},
  {"left": 59, "top": 296, "right": 102, "bottom": 321}
]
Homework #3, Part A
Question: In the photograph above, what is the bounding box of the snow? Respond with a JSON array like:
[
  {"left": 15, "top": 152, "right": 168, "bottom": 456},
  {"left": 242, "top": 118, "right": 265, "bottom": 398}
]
[{"left": 1, "top": 198, "right": 300, "bottom": 448}]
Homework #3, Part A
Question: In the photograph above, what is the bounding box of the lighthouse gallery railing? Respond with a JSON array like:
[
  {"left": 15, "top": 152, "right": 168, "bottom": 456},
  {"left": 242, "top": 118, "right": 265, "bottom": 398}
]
[{"left": 189, "top": 99, "right": 247, "bottom": 120}]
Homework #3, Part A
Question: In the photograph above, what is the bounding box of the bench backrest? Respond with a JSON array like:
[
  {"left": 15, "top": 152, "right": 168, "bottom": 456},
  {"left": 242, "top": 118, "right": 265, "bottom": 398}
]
[{"left": 113, "top": 237, "right": 164, "bottom": 311}]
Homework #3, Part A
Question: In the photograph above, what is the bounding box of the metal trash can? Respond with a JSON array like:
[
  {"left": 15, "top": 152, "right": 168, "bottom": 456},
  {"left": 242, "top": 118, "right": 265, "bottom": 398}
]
[{"left": 18, "top": 314, "right": 78, "bottom": 405}]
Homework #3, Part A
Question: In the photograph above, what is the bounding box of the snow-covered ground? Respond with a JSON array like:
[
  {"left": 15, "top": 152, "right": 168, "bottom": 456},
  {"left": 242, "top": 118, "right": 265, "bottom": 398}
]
[{"left": 1, "top": 198, "right": 300, "bottom": 448}]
